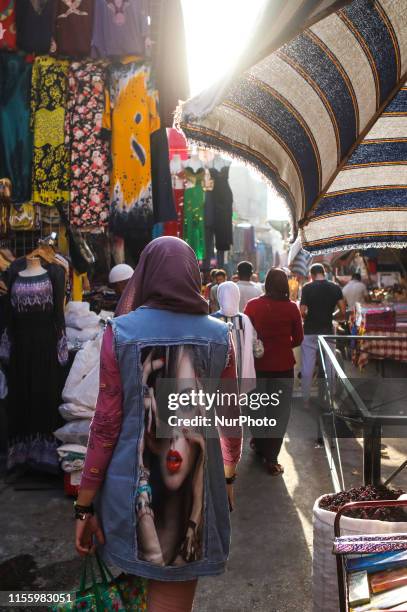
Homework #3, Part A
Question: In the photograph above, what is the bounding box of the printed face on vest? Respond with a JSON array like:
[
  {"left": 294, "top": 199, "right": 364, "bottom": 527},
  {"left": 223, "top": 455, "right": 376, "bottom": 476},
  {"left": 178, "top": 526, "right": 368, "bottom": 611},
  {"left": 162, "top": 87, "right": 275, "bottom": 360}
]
[{"left": 137, "top": 345, "right": 206, "bottom": 567}]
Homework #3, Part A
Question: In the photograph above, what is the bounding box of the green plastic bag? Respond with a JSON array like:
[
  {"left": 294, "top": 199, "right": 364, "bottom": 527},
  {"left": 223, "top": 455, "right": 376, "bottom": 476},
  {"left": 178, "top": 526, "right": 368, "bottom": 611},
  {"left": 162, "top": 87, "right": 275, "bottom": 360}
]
[{"left": 52, "top": 552, "right": 147, "bottom": 611}]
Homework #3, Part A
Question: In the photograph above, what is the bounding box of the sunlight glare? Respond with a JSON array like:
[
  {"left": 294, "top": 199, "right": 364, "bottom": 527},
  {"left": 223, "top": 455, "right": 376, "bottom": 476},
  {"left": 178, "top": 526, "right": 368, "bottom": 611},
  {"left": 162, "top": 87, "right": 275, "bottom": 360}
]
[{"left": 181, "top": 0, "right": 266, "bottom": 96}]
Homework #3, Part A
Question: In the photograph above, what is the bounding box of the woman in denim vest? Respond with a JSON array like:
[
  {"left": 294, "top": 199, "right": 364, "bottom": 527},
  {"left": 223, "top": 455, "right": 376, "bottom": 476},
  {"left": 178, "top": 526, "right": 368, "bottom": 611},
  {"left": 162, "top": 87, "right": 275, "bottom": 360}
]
[{"left": 74, "top": 237, "right": 242, "bottom": 612}]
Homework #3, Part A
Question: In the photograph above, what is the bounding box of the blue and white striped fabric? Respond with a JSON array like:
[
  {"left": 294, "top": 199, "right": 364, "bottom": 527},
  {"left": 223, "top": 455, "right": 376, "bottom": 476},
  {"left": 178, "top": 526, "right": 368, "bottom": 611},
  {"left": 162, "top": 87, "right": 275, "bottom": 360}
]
[{"left": 180, "top": 0, "right": 407, "bottom": 254}]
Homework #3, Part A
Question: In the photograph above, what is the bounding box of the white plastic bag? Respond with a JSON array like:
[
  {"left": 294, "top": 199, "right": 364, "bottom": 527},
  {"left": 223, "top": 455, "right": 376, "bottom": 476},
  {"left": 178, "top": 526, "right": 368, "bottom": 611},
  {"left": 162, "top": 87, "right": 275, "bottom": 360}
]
[
  {"left": 63, "top": 363, "right": 100, "bottom": 408},
  {"left": 59, "top": 403, "right": 95, "bottom": 421},
  {"left": 54, "top": 419, "right": 91, "bottom": 446},
  {"left": 66, "top": 326, "right": 101, "bottom": 344},
  {"left": 312, "top": 495, "right": 407, "bottom": 612},
  {"left": 62, "top": 334, "right": 102, "bottom": 406}
]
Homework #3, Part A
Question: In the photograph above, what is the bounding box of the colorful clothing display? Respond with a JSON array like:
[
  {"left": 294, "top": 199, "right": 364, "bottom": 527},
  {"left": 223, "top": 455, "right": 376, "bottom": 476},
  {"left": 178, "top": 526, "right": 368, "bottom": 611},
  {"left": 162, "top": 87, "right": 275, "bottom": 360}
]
[
  {"left": 0, "top": 0, "right": 16, "bottom": 50},
  {"left": 16, "top": 0, "right": 56, "bottom": 54},
  {"left": 183, "top": 168, "right": 205, "bottom": 260},
  {"left": 91, "top": 0, "right": 148, "bottom": 58},
  {"left": 4, "top": 263, "right": 67, "bottom": 474},
  {"left": 31, "top": 56, "right": 70, "bottom": 207},
  {"left": 55, "top": 0, "right": 94, "bottom": 57},
  {"left": 66, "top": 61, "right": 110, "bottom": 227},
  {"left": 0, "top": 54, "right": 33, "bottom": 204},
  {"left": 103, "top": 58, "right": 160, "bottom": 236}
]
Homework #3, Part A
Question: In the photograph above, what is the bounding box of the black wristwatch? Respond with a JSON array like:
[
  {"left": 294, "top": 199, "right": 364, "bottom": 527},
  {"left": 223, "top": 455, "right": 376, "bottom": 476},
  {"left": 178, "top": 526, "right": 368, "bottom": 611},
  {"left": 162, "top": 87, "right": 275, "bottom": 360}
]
[
  {"left": 225, "top": 474, "right": 237, "bottom": 485},
  {"left": 74, "top": 501, "right": 94, "bottom": 521}
]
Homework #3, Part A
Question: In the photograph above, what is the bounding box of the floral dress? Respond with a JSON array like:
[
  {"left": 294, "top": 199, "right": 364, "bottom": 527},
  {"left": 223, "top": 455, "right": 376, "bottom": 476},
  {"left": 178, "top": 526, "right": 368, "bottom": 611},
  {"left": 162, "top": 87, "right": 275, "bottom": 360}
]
[
  {"left": 66, "top": 61, "right": 110, "bottom": 228},
  {"left": 103, "top": 57, "right": 160, "bottom": 237},
  {"left": 31, "top": 56, "right": 70, "bottom": 206}
]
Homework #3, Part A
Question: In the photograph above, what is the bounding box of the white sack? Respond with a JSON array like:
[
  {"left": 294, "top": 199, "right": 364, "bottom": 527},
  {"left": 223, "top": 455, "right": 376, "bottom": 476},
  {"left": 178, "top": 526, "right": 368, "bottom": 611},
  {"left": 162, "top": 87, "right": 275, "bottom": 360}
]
[
  {"left": 66, "top": 326, "right": 101, "bottom": 344},
  {"left": 54, "top": 419, "right": 91, "bottom": 446},
  {"left": 313, "top": 494, "right": 407, "bottom": 612},
  {"left": 59, "top": 403, "right": 95, "bottom": 421},
  {"left": 62, "top": 334, "right": 102, "bottom": 406}
]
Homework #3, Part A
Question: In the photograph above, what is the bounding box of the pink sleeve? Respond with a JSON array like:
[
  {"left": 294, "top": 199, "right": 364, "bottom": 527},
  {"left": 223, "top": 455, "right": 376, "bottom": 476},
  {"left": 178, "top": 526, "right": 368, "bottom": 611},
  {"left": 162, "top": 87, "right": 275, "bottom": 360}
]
[
  {"left": 80, "top": 325, "right": 123, "bottom": 491},
  {"left": 219, "top": 336, "right": 243, "bottom": 467}
]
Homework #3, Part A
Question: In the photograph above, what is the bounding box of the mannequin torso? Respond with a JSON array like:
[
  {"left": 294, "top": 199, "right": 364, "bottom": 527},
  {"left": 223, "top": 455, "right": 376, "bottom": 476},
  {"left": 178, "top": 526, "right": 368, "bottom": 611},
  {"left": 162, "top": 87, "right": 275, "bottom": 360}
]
[{"left": 19, "top": 256, "right": 47, "bottom": 278}]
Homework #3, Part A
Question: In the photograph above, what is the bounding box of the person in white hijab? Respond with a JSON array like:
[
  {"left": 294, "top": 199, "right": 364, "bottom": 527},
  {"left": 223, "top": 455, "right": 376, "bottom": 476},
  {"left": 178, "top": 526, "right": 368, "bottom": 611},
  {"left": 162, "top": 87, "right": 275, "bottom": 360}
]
[{"left": 212, "top": 281, "right": 256, "bottom": 390}]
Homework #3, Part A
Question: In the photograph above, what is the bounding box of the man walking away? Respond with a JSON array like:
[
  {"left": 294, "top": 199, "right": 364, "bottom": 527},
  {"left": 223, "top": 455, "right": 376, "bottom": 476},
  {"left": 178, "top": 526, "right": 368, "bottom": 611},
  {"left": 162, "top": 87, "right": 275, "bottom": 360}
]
[
  {"left": 236, "top": 261, "right": 262, "bottom": 312},
  {"left": 343, "top": 272, "right": 368, "bottom": 311},
  {"left": 300, "top": 263, "right": 346, "bottom": 406}
]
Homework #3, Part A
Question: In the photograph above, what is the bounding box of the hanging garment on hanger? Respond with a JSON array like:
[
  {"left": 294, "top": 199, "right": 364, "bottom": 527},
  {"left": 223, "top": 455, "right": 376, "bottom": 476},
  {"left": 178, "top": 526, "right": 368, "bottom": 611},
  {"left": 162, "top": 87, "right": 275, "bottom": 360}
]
[
  {"left": 31, "top": 56, "right": 70, "bottom": 207},
  {"left": 151, "top": 127, "right": 176, "bottom": 224},
  {"left": 0, "top": 54, "right": 33, "bottom": 204},
  {"left": 209, "top": 165, "right": 233, "bottom": 252},
  {"left": 66, "top": 61, "right": 110, "bottom": 228},
  {"left": 103, "top": 58, "right": 160, "bottom": 237},
  {"left": 183, "top": 167, "right": 205, "bottom": 260},
  {"left": 92, "top": 0, "right": 148, "bottom": 58},
  {"left": 0, "top": 0, "right": 16, "bottom": 50},
  {"left": 2, "top": 260, "right": 67, "bottom": 474},
  {"left": 55, "top": 0, "right": 94, "bottom": 57},
  {"left": 16, "top": 0, "right": 57, "bottom": 53}
]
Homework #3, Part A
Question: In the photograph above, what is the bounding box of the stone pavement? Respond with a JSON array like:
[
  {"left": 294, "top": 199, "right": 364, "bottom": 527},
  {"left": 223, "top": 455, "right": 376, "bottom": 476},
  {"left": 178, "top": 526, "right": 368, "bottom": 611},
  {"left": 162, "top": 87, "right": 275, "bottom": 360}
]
[
  {"left": 0, "top": 401, "right": 334, "bottom": 612},
  {"left": 1, "top": 401, "right": 406, "bottom": 611}
]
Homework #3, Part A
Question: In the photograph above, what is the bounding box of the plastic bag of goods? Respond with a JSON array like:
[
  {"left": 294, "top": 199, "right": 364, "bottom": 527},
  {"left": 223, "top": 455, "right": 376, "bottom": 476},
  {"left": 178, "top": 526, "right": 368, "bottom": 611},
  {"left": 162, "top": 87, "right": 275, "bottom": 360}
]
[
  {"left": 57, "top": 443, "right": 87, "bottom": 472},
  {"left": 65, "top": 301, "right": 100, "bottom": 330},
  {"left": 59, "top": 403, "right": 94, "bottom": 421},
  {"left": 313, "top": 486, "right": 407, "bottom": 612},
  {"left": 54, "top": 419, "right": 91, "bottom": 446},
  {"left": 66, "top": 326, "right": 101, "bottom": 344},
  {"left": 62, "top": 334, "right": 102, "bottom": 406}
]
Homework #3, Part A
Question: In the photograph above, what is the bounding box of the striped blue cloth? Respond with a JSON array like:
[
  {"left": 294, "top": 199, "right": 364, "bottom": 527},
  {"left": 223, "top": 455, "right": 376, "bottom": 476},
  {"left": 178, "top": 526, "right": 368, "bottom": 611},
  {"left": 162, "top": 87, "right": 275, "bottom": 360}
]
[{"left": 180, "top": 0, "right": 407, "bottom": 254}]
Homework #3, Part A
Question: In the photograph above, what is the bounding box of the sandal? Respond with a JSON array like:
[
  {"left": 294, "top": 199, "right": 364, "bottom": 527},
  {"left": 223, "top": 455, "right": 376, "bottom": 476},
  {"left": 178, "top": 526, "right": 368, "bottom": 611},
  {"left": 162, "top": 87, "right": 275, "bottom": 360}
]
[{"left": 265, "top": 462, "right": 284, "bottom": 476}]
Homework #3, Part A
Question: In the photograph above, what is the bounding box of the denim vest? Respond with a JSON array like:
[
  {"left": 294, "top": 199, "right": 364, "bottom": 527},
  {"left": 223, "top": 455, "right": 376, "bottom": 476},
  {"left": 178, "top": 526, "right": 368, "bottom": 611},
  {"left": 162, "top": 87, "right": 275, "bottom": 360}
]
[{"left": 98, "top": 306, "right": 231, "bottom": 581}]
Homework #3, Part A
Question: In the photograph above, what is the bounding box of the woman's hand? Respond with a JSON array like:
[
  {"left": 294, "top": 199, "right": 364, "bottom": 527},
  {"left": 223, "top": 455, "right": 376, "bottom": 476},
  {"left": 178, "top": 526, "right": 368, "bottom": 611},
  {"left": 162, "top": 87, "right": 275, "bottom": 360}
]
[{"left": 75, "top": 514, "right": 105, "bottom": 557}]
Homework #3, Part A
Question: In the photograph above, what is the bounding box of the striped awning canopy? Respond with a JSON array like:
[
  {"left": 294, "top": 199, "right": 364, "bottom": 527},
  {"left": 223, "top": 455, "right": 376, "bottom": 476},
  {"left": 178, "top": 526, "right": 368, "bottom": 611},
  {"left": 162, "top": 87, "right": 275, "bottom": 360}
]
[{"left": 180, "top": 0, "right": 407, "bottom": 253}]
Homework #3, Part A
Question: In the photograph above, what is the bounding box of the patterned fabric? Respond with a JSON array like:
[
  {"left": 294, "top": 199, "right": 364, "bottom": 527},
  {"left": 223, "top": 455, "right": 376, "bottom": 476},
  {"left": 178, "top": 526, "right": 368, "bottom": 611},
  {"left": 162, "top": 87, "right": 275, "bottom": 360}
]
[
  {"left": 180, "top": 0, "right": 407, "bottom": 254},
  {"left": 54, "top": 0, "right": 94, "bottom": 57},
  {"left": 66, "top": 61, "right": 110, "bottom": 227},
  {"left": 91, "top": 0, "right": 148, "bottom": 58},
  {"left": 334, "top": 533, "right": 407, "bottom": 554},
  {"left": 358, "top": 330, "right": 407, "bottom": 368},
  {"left": 11, "top": 273, "right": 54, "bottom": 312},
  {"left": 31, "top": 56, "right": 70, "bottom": 206},
  {"left": 0, "top": 0, "right": 16, "bottom": 49},
  {"left": 103, "top": 58, "right": 160, "bottom": 236},
  {"left": 183, "top": 167, "right": 205, "bottom": 260}
]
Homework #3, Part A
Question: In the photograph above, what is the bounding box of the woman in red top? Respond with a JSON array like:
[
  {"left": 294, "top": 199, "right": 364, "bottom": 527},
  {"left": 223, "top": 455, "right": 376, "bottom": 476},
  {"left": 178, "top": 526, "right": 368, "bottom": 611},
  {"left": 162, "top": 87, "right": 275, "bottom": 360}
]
[{"left": 244, "top": 268, "right": 303, "bottom": 475}]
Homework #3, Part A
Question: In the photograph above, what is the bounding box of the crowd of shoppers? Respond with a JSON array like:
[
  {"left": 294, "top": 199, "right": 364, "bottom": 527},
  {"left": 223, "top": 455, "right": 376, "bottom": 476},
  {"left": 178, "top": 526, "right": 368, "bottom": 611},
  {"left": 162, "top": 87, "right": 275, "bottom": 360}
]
[{"left": 75, "top": 239, "right": 349, "bottom": 612}]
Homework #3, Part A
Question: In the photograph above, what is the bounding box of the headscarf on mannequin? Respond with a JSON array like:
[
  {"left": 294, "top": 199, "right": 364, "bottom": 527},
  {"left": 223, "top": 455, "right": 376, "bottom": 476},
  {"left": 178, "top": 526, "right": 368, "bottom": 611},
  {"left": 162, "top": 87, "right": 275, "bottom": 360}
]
[{"left": 115, "top": 236, "right": 208, "bottom": 317}]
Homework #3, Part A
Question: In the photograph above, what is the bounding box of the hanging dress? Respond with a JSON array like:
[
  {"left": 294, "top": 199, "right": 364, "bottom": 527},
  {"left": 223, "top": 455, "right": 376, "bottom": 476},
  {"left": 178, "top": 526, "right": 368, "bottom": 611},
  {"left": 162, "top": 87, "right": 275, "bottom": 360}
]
[
  {"left": 54, "top": 0, "right": 94, "bottom": 57},
  {"left": 210, "top": 166, "right": 234, "bottom": 252},
  {"left": 16, "top": 0, "right": 56, "bottom": 54},
  {"left": 0, "top": 54, "right": 33, "bottom": 204},
  {"left": 91, "top": 0, "right": 148, "bottom": 58},
  {"left": 66, "top": 61, "right": 110, "bottom": 227},
  {"left": 103, "top": 57, "right": 160, "bottom": 237},
  {"left": 3, "top": 263, "right": 67, "bottom": 474},
  {"left": 183, "top": 167, "right": 205, "bottom": 261},
  {"left": 31, "top": 56, "right": 70, "bottom": 207},
  {"left": 0, "top": 0, "right": 16, "bottom": 50}
]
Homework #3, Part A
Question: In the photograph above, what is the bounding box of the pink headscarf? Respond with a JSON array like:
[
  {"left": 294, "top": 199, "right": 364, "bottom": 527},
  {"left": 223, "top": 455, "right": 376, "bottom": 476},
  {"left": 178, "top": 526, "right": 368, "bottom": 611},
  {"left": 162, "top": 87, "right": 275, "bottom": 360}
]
[{"left": 115, "top": 236, "right": 208, "bottom": 316}]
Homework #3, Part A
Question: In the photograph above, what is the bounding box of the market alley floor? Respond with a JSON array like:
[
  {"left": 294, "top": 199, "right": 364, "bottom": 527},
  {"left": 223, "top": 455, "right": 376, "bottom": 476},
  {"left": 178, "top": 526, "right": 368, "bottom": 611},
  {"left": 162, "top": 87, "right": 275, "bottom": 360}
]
[{"left": 0, "top": 403, "right": 333, "bottom": 612}]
